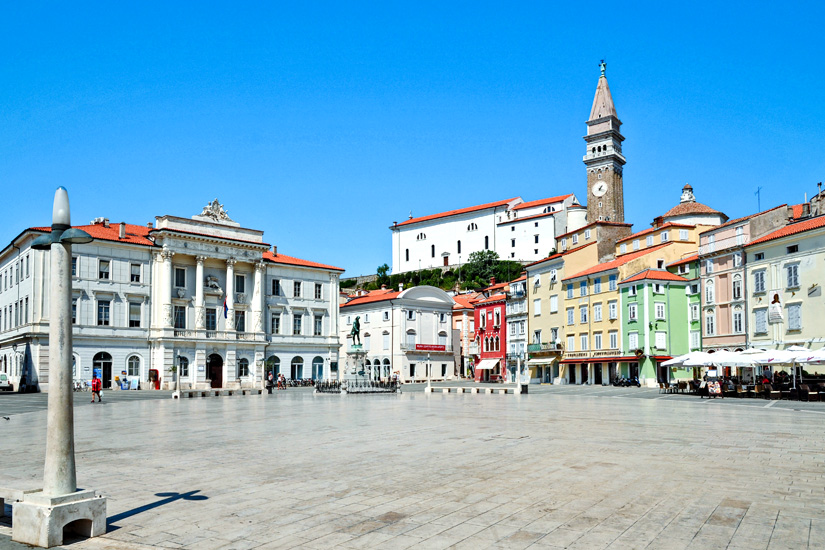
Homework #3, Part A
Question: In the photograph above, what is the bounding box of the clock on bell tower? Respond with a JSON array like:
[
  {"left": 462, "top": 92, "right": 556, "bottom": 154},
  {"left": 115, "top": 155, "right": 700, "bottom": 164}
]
[{"left": 583, "top": 61, "right": 625, "bottom": 223}]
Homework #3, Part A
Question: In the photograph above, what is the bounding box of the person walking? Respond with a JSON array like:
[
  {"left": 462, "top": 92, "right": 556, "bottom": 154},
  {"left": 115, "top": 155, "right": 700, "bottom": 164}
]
[
  {"left": 91, "top": 375, "right": 102, "bottom": 403},
  {"left": 266, "top": 371, "right": 274, "bottom": 394}
]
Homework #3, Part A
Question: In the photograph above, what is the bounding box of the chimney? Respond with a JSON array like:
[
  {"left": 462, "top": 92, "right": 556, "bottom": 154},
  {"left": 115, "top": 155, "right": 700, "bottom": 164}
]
[
  {"left": 146, "top": 222, "right": 153, "bottom": 229},
  {"left": 381, "top": 284, "right": 387, "bottom": 290},
  {"left": 119, "top": 222, "right": 126, "bottom": 239},
  {"left": 272, "top": 246, "right": 277, "bottom": 255},
  {"left": 103, "top": 218, "right": 109, "bottom": 228},
  {"left": 399, "top": 283, "right": 404, "bottom": 291}
]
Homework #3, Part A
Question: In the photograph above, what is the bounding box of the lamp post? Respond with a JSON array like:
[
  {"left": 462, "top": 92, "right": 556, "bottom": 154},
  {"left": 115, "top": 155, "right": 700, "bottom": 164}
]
[{"left": 15, "top": 187, "right": 106, "bottom": 547}]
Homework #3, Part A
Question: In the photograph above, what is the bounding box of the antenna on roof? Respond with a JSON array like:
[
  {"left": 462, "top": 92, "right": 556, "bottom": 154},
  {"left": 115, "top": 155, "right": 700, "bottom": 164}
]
[{"left": 755, "top": 186, "right": 762, "bottom": 212}]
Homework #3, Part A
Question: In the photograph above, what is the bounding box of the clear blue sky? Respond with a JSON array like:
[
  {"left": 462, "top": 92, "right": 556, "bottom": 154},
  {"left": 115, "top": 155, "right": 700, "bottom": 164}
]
[{"left": 2, "top": 2, "right": 823, "bottom": 276}]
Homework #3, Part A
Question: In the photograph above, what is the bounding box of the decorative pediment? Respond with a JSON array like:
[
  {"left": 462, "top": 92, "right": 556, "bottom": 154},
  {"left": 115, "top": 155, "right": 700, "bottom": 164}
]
[{"left": 198, "top": 199, "right": 234, "bottom": 223}]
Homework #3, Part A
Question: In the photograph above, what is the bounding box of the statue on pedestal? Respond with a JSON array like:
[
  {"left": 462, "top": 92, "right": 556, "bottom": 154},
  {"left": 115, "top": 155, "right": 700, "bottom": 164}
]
[{"left": 349, "top": 316, "right": 361, "bottom": 346}]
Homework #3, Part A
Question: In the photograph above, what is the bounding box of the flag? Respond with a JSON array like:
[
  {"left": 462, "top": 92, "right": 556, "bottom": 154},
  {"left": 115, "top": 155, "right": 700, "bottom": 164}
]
[{"left": 223, "top": 297, "right": 228, "bottom": 319}]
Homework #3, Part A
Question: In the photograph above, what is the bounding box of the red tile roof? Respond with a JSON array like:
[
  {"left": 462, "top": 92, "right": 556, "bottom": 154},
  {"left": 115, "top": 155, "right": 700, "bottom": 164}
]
[
  {"left": 621, "top": 269, "right": 689, "bottom": 284},
  {"left": 32, "top": 223, "right": 156, "bottom": 247},
  {"left": 524, "top": 242, "right": 597, "bottom": 268},
  {"left": 555, "top": 221, "right": 632, "bottom": 240},
  {"left": 497, "top": 211, "right": 557, "bottom": 225},
  {"left": 662, "top": 201, "right": 727, "bottom": 220},
  {"left": 792, "top": 203, "right": 806, "bottom": 219},
  {"left": 453, "top": 293, "right": 481, "bottom": 310},
  {"left": 747, "top": 215, "right": 825, "bottom": 247},
  {"left": 340, "top": 289, "right": 402, "bottom": 308},
  {"left": 563, "top": 242, "right": 673, "bottom": 281},
  {"left": 510, "top": 194, "right": 573, "bottom": 211},
  {"left": 616, "top": 222, "right": 695, "bottom": 244},
  {"left": 698, "top": 204, "right": 788, "bottom": 235},
  {"left": 475, "top": 293, "right": 506, "bottom": 305},
  {"left": 667, "top": 253, "right": 698, "bottom": 268},
  {"left": 394, "top": 197, "right": 519, "bottom": 227},
  {"left": 262, "top": 251, "right": 344, "bottom": 272}
]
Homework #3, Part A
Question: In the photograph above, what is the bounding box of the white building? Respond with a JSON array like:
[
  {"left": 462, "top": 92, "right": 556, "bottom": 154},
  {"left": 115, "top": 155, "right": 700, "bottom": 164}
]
[
  {"left": 505, "top": 275, "right": 527, "bottom": 381},
  {"left": 339, "top": 285, "right": 456, "bottom": 382},
  {"left": 0, "top": 200, "right": 343, "bottom": 392},
  {"left": 389, "top": 195, "right": 586, "bottom": 274}
]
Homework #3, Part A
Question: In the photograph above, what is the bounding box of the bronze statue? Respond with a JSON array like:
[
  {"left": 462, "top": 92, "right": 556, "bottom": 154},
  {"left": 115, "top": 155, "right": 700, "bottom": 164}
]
[{"left": 350, "top": 316, "right": 361, "bottom": 345}]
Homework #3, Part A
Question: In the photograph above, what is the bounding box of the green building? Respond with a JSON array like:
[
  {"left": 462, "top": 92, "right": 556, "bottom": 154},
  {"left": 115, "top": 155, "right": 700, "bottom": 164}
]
[
  {"left": 618, "top": 269, "right": 691, "bottom": 385},
  {"left": 667, "top": 254, "right": 702, "bottom": 354}
]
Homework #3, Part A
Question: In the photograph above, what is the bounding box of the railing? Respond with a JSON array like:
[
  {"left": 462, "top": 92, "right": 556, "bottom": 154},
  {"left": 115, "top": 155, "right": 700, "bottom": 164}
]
[
  {"left": 345, "top": 380, "right": 399, "bottom": 394},
  {"left": 236, "top": 331, "right": 254, "bottom": 340},
  {"left": 316, "top": 380, "right": 343, "bottom": 393},
  {"left": 527, "top": 342, "right": 562, "bottom": 353}
]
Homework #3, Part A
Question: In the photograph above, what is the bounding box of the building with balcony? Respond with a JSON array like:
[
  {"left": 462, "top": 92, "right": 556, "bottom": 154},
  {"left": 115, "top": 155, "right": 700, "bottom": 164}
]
[
  {"left": 0, "top": 200, "right": 343, "bottom": 392},
  {"left": 452, "top": 291, "right": 482, "bottom": 378},
  {"left": 505, "top": 275, "right": 527, "bottom": 382},
  {"left": 339, "top": 285, "right": 455, "bottom": 382},
  {"left": 472, "top": 292, "right": 507, "bottom": 382}
]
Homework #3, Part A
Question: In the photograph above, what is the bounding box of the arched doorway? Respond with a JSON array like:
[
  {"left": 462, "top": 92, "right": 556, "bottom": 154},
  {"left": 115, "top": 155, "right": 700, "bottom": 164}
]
[
  {"left": 207, "top": 353, "right": 223, "bottom": 388},
  {"left": 265, "top": 355, "right": 280, "bottom": 378},
  {"left": 312, "top": 356, "right": 323, "bottom": 380},
  {"left": 93, "top": 352, "right": 113, "bottom": 389},
  {"left": 291, "top": 357, "right": 303, "bottom": 380},
  {"left": 383, "top": 359, "right": 391, "bottom": 379}
]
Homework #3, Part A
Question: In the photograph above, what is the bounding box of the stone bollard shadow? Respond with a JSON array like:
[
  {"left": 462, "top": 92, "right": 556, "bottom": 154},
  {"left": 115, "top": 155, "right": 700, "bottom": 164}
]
[{"left": 105, "top": 490, "right": 208, "bottom": 532}]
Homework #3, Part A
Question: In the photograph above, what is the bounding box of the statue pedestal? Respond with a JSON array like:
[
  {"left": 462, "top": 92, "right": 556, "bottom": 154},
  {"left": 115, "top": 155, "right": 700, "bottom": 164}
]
[{"left": 12, "top": 490, "right": 107, "bottom": 548}]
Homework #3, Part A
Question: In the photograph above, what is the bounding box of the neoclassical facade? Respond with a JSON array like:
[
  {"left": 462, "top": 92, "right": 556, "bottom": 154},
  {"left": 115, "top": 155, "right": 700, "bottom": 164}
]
[{"left": 0, "top": 200, "right": 343, "bottom": 391}]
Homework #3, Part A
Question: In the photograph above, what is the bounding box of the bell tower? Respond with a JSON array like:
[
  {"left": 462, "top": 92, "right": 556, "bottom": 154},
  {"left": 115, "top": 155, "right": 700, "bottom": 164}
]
[{"left": 584, "top": 61, "right": 626, "bottom": 223}]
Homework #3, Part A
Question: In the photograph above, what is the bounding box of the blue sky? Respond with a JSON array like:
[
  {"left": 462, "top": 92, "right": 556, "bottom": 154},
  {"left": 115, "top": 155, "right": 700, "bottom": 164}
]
[{"left": 2, "top": 2, "right": 823, "bottom": 276}]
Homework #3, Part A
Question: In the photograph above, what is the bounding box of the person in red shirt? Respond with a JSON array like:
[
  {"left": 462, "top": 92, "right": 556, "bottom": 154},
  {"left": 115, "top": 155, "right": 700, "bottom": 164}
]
[{"left": 91, "top": 376, "right": 102, "bottom": 403}]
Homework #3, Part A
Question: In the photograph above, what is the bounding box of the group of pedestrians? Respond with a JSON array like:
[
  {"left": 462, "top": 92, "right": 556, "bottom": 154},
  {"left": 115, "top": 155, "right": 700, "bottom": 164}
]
[{"left": 265, "top": 372, "right": 289, "bottom": 393}]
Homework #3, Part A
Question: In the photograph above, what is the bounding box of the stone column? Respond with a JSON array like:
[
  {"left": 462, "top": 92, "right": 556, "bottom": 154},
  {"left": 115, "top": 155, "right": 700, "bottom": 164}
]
[
  {"left": 225, "top": 258, "right": 236, "bottom": 331},
  {"left": 162, "top": 250, "right": 174, "bottom": 328},
  {"left": 195, "top": 255, "right": 206, "bottom": 330},
  {"left": 252, "top": 261, "right": 264, "bottom": 333}
]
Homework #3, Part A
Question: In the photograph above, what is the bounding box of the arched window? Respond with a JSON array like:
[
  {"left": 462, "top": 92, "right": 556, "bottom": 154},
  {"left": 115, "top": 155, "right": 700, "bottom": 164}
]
[
  {"left": 484, "top": 236, "right": 489, "bottom": 250},
  {"left": 238, "top": 357, "right": 249, "bottom": 377},
  {"left": 179, "top": 356, "right": 190, "bottom": 377},
  {"left": 705, "top": 310, "right": 716, "bottom": 336},
  {"left": 484, "top": 337, "right": 490, "bottom": 352},
  {"left": 438, "top": 331, "right": 448, "bottom": 346},
  {"left": 383, "top": 358, "right": 391, "bottom": 378},
  {"left": 495, "top": 336, "right": 500, "bottom": 351},
  {"left": 732, "top": 275, "right": 742, "bottom": 301},
  {"left": 266, "top": 355, "right": 280, "bottom": 376},
  {"left": 467, "top": 223, "right": 478, "bottom": 231},
  {"left": 416, "top": 232, "right": 427, "bottom": 240},
  {"left": 406, "top": 330, "right": 416, "bottom": 348},
  {"left": 431, "top": 244, "right": 435, "bottom": 258},
  {"left": 291, "top": 357, "right": 304, "bottom": 379},
  {"left": 312, "top": 356, "right": 324, "bottom": 380},
  {"left": 127, "top": 355, "right": 140, "bottom": 377},
  {"left": 365, "top": 359, "right": 372, "bottom": 367},
  {"left": 405, "top": 249, "right": 409, "bottom": 262}
]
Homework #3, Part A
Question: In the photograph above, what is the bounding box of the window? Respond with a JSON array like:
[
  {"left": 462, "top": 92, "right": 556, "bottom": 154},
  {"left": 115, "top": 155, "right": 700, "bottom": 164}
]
[
  {"left": 405, "top": 249, "right": 409, "bottom": 262},
  {"left": 733, "top": 252, "right": 742, "bottom": 268},
  {"left": 467, "top": 223, "right": 477, "bottom": 231},
  {"left": 705, "top": 281, "right": 714, "bottom": 304},
  {"left": 646, "top": 235, "right": 654, "bottom": 246},
  {"left": 580, "top": 281, "right": 587, "bottom": 296},
  {"left": 549, "top": 295, "right": 558, "bottom": 313},
  {"left": 580, "top": 334, "right": 588, "bottom": 351},
  {"left": 705, "top": 259, "right": 713, "bottom": 274},
  {"left": 732, "top": 276, "right": 742, "bottom": 300},
  {"left": 130, "top": 264, "right": 141, "bottom": 283},
  {"left": 594, "top": 278, "right": 601, "bottom": 293},
  {"left": 628, "top": 304, "right": 637, "bottom": 321},
  {"left": 383, "top": 331, "right": 390, "bottom": 350},
  {"left": 438, "top": 332, "right": 448, "bottom": 346},
  {"left": 179, "top": 357, "right": 189, "bottom": 377},
  {"left": 786, "top": 264, "right": 799, "bottom": 289},
  {"left": 484, "top": 236, "right": 489, "bottom": 249},
  {"left": 787, "top": 303, "right": 802, "bottom": 331},
  {"left": 584, "top": 229, "right": 591, "bottom": 240},
  {"left": 690, "top": 283, "right": 699, "bottom": 294},
  {"left": 129, "top": 302, "right": 141, "bottom": 328},
  {"left": 705, "top": 310, "right": 716, "bottom": 336},
  {"left": 754, "top": 309, "right": 767, "bottom": 334},
  {"left": 238, "top": 358, "right": 250, "bottom": 377},
  {"left": 609, "top": 275, "right": 617, "bottom": 291},
  {"left": 293, "top": 313, "right": 302, "bottom": 335},
  {"left": 363, "top": 333, "right": 371, "bottom": 350},
  {"left": 99, "top": 260, "right": 110, "bottom": 280},
  {"left": 128, "top": 356, "right": 140, "bottom": 377},
  {"left": 567, "top": 335, "right": 575, "bottom": 351},
  {"left": 653, "top": 283, "right": 664, "bottom": 293},
  {"left": 580, "top": 306, "right": 588, "bottom": 323},
  {"left": 409, "top": 363, "right": 416, "bottom": 378},
  {"left": 416, "top": 232, "right": 426, "bottom": 240},
  {"left": 174, "top": 267, "right": 185, "bottom": 288},
  {"left": 406, "top": 310, "right": 415, "bottom": 321},
  {"left": 294, "top": 281, "right": 301, "bottom": 297},
  {"left": 609, "top": 330, "right": 618, "bottom": 349},
  {"left": 690, "top": 331, "right": 700, "bottom": 350},
  {"left": 174, "top": 306, "right": 186, "bottom": 329},
  {"left": 707, "top": 234, "right": 715, "bottom": 253},
  {"left": 628, "top": 332, "right": 638, "bottom": 350},
  {"left": 535, "top": 235, "right": 539, "bottom": 244},
  {"left": 271, "top": 312, "right": 281, "bottom": 334},
  {"left": 431, "top": 244, "right": 435, "bottom": 257},
  {"left": 72, "top": 257, "right": 78, "bottom": 277},
  {"left": 72, "top": 299, "right": 77, "bottom": 324},
  {"left": 632, "top": 240, "right": 639, "bottom": 251},
  {"left": 655, "top": 303, "right": 666, "bottom": 320},
  {"left": 314, "top": 315, "right": 323, "bottom": 336},
  {"left": 494, "top": 309, "right": 501, "bottom": 326},
  {"left": 655, "top": 332, "right": 666, "bottom": 350},
  {"left": 383, "top": 311, "right": 389, "bottom": 321},
  {"left": 690, "top": 304, "right": 700, "bottom": 322},
  {"left": 661, "top": 231, "right": 669, "bottom": 243},
  {"left": 787, "top": 245, "right": 799, "bottom": 254},
  {"left": 754, "top": 252, "right": 765, "bottom": 261},
  {"left": 511, "top": 239, "right": 516, "bottom": 248},
  {"left": 457, "top": 240, "right": 461, "bottom": 253},
  {"left": 572, "top": 234, "right": 579, "bottom": 245},
  {"left": 754, "top": 271, "right": 766, "bottom": 293},
  {"left": 206, "top": 309, "right": 217, "bottom": 331},
  {"left": 479, "top": 311, "right": 486, "bottom": 328},
  {"left": 619, "top": 243, "right": 628, "bottom": 254},
  {"left": 272, "top": 279, "right": 281, "bottom": 296},
  {"left": 733, "top": 308, "right": 744, "bottom": 333},
  {"left": 566, "top": 308, "right": 574, "bottom": 325},
  {"left": 593, "top": 303, "right": 602, "bottom": 322},
  {"left": 235, "top": 311, "right": 246, "bottom": 332},
  {"left": 235, "top": 274, "right": 245, "bottom": 294},
  {"left": 533, "top": 299, "right": 541, "bottom": 316},
  {"left": 629, "top": 285, "right": 637, "bottom": 297},
  {"left": 25, "top": 256, "right": 29, "bottom": 278},
  {"left": 608, "top": 301, "right": 617, "bottom": 320},
  {"left": 566, "top": 284, "right": 573, "bottom": 299},
  {"left": 679, "top": 229, "right": 689, "bottom": 241},
  {"left": 406, "top": 330, "right": 416, "bottom": 347},
  {"left": 97, "top": 300, "right": 110, "bottom": 326},
  {"left": 735, "top": 226, "right": 745, "bottom": 245},
  {"left": 594, "top": 332, "right": 602, "bottom": 350}
]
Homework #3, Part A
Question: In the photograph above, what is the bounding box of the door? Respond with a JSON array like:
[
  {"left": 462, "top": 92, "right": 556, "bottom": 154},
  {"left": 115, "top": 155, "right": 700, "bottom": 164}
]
[
  {"left": 208, "top": 354, "right": 223, "bottom": 388},
  {"left": 443, "top": 256, "right": 449, "bottom": 266}
]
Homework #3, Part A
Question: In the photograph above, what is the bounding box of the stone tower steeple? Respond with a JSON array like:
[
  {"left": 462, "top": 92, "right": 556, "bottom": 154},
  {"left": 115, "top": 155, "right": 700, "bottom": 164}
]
[{"left": 584, "top": 61, "right": 626, "bottom": 223}]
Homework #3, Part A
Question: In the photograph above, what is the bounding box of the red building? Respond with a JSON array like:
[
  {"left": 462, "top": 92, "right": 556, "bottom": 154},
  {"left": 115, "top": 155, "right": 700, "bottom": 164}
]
[{"left": 472, "top": 293, "right": 507, "bottom": 382}]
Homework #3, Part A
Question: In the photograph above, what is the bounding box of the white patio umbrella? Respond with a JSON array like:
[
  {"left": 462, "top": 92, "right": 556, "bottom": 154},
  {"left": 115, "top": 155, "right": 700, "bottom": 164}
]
[{"left": 662, "top": 353, "right": 690, "bottom": 367}]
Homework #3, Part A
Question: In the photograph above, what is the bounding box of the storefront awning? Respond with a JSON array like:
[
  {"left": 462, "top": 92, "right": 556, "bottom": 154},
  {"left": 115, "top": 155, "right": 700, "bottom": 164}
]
[
  {"left": 475, "top": 359, "right": 500, "bottom": 370},
  {"left": 527, "top": 357, "right": 558, "bottom": 365}
]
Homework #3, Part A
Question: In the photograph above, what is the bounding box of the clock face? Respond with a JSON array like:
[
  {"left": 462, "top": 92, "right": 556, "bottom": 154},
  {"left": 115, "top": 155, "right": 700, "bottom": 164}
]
[{"left": 592, "top": 182, "right": 608, "bottom": 197}]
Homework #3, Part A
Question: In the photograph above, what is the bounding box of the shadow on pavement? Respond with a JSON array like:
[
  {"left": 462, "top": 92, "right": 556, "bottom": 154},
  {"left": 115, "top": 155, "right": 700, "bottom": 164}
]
[{"left": 106, "top": 490, "right": 209, "bottom": 531}]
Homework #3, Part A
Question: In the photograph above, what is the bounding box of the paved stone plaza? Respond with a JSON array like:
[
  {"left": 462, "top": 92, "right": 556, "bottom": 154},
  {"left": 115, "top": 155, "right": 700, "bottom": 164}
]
[{"left": 1, "top": 387, "right": 824, "bottom": 549}]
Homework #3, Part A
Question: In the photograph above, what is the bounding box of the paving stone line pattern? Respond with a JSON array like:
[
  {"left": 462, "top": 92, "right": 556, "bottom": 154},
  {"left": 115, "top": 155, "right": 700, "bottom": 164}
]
[{"left": 0, "top": 389, "right": 823, "bottom": 549}]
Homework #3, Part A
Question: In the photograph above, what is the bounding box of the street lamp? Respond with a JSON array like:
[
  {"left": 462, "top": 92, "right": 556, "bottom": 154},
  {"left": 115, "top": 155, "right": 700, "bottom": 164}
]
[{"left": 14, "top": 187, "right": 106, "bottom": 547}]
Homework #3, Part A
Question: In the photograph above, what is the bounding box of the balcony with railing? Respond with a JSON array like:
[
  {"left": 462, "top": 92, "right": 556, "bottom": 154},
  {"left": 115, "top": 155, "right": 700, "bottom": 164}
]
[
  {"left": 527, "top": 342, "right": 563, "bottom": 356},
  {"left": 698, "top": 234, "right": 748, "bottom": 256}
]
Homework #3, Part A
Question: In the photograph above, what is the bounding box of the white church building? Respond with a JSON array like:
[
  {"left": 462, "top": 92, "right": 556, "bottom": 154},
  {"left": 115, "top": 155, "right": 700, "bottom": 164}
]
[{"left": 0, "top": 200, "right": 343, "bottom": 392}]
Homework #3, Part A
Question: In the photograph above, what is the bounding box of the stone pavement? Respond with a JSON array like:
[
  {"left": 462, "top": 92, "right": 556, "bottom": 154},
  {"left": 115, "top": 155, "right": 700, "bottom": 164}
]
[{"left": 1, "top": 387, "right": 824, "bottom": 549}]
